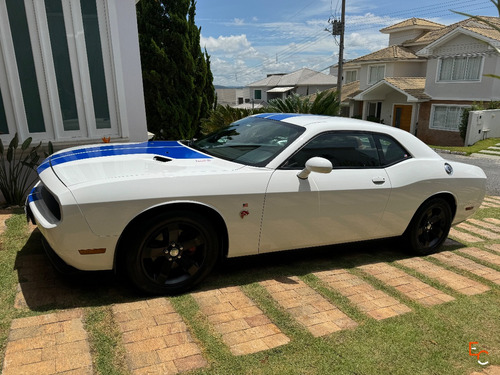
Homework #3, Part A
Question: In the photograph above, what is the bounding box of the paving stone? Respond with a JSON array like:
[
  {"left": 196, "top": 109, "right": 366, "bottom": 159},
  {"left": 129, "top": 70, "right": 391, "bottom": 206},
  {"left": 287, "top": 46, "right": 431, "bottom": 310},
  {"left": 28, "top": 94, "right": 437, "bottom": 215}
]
[
  {"left": 397, "top": 257, "right": 490, "bottom": 295},
  {"left": 192, "top": 286, "right": 289, "bottom": 355},
  {"left": 449, "top": 228, "right": 484, "bottom": 243},
  {"left": 14, "top": 254, "right": 79, "bottom": 309},
  {"left": 459, "top": 248, "right": 500, "bottom": 267},
  {"left": 480, "top": 150, "right": 500, "bottom": 156},
  {"left": 481, "top": 202, "right": 497, "bottom": 208},
  {"left": 112, "top": 298, "right": 207, "bottom": 374},
  {"left": 467, "top": 219, "right": 500, "bottom": 233},
  {"left": 487, "top": 244, "right": 500, "bottom": 254},
  {"left": 260, "top": 276, "right": 357, "bottom": 336},
  {"left": 314, "top": 269, "right": 411, "bottom": 320},
  {"left": 358, "top": 262, "right": 454, "bottom": 306},
  {"left": 2, "top": 309, "right": 92, "bottom": 375},
  {"left": 432, "top": 251, "right": 500, "bottom": 285},
  {"left": 469, "top": 365, "right": 500, "bottom": 375},
  {"left": 484, "top": 218, "right": 500, "bottom": 226},
  {"left": 484, "top": 197, "right": 500, "bottom": 206},
  {"left": 456, "top": 223, "right": 500, "bottom": 240}
]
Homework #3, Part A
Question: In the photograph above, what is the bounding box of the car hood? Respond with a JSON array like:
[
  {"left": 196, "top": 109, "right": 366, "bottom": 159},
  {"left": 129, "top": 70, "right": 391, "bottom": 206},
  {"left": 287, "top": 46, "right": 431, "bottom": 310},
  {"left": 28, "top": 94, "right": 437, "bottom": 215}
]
[{"left": 38, "top": 141, "right": 244, "bottom": 187}]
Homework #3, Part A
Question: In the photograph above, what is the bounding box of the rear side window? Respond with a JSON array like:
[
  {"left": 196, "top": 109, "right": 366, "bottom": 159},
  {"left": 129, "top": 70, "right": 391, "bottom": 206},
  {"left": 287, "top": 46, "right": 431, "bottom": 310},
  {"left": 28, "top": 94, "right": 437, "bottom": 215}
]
[
  {"left": 376, "top": 134, "right": 411, "bottom": 166},
  {"left": 281, "top": 131, "right": 411, "bottom": 169}
]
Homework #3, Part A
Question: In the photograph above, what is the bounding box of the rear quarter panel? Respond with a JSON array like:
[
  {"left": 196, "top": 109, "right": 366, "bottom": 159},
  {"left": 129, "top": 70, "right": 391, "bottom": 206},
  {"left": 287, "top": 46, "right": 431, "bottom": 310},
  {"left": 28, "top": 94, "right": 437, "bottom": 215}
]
[{"left": 381, "top": 158, "right": 486, "bottom": 236}]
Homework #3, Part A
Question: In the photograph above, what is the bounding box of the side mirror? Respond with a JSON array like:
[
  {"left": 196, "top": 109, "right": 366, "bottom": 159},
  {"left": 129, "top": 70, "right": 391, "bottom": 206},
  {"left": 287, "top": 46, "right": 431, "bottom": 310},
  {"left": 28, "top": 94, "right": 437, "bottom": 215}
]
[{"left": 297, "top": 157, "right": 333, "bottom": 179}]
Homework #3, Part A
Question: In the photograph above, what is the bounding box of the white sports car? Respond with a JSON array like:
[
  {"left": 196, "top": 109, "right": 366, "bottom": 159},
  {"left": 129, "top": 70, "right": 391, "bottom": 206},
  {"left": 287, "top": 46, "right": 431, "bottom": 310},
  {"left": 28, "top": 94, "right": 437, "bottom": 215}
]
[{"left": 26, "top": 114, "right": 486, "bottom": 294}]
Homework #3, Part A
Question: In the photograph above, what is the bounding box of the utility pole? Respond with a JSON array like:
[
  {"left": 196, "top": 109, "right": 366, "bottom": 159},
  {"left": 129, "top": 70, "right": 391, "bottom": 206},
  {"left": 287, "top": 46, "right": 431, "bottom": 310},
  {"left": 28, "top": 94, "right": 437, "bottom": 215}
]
[{"left": 327, "top": 0, "right": 345, "bottom": 107}]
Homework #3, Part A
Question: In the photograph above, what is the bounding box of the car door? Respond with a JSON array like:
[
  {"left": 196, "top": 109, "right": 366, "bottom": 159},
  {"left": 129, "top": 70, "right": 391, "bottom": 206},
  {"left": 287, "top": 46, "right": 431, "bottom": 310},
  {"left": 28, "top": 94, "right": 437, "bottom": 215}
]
[{"left": 259, "top": 131, "right": 393, "bottom": 253}]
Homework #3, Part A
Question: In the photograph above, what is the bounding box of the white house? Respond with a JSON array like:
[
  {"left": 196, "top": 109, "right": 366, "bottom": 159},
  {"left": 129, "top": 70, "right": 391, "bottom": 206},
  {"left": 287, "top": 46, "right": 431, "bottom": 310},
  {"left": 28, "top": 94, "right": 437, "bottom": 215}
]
[
  {"left": 0, "top": 0, "right": 148, "bottom": 148},
  {"left": 339, "top": 17, "right": 500, "bottom": 146}
]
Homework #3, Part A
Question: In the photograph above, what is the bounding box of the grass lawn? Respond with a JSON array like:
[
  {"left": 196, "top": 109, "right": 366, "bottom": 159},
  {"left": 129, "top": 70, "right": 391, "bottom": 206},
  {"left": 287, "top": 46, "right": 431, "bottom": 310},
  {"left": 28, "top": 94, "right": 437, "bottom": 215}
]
[
  {"left": 431, "top": 138, "right": 500, "bottom": 155},
  {"left": 0, "top": 203, "right": 499, "bottom": 375}
]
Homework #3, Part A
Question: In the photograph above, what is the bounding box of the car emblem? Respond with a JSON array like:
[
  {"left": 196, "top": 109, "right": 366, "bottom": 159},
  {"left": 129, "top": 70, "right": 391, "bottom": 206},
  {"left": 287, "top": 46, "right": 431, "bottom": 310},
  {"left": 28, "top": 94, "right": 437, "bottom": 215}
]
[{"left": 444, "top": 163, "right": 453, "bottom": 175}]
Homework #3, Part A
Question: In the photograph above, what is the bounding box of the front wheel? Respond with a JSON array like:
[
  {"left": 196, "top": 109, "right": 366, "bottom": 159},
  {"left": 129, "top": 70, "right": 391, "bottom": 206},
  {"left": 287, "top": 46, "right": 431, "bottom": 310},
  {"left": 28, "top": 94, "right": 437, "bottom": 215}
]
[
  {"left": 404, "top": 198, "right": 452, "bottom": 255},
  {"left": 124, "top": 210, "right": 219, "bottom": 295}
]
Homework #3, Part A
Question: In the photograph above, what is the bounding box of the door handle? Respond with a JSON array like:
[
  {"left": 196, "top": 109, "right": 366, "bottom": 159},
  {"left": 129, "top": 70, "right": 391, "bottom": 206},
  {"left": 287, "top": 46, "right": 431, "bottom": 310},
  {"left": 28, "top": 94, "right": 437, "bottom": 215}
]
[{"left": 372, "top": 177, "right": 386, "bottom": 185}]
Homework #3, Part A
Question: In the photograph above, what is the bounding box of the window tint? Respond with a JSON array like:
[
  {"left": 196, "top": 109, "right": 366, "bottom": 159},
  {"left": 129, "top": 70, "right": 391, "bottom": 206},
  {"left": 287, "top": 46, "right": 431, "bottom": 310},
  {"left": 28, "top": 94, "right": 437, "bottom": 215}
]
[
  {"left": 281, "top": 132, "right": 411, "bottom": 169},
  {"left": 376, "top": 134, "right": 411, "bottom": 166},
  {"left": 282, "top": 132, "right": 381, "bottom": 169}
]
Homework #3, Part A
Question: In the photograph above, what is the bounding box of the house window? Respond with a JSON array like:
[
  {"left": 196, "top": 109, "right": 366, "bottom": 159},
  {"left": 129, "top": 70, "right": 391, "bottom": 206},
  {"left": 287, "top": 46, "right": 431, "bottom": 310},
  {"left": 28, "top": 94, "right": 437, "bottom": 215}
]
[
  {"left": 430, "top": 105, "right": 469, "bottom": 131},
  {"left": 6, "top": 0, "right": 46, "bottom": 133},
  {"left": 438, "top": 56, "right": 482, "bottom": 81},
  {"left": 254, "top": 89, "right": 262, "bottom": 100},
  {"left": 368, "top": 65, "right": 385, "bottom": 85},
  {"left": 0, "top": 0, "right": 119, "bottom": 142},
  {"left": 345, "top": 70, "right": 357, "bottom": 84},
  {"left": 45, "top": 0, "right": 79, "bottom": 131}
]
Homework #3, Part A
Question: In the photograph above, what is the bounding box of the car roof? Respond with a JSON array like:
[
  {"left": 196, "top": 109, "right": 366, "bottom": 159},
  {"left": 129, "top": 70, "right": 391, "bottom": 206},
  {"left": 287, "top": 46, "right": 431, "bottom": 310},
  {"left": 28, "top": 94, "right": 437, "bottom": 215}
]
[{"left": 254, "top": 113, "right": 396, "bottom": 132}]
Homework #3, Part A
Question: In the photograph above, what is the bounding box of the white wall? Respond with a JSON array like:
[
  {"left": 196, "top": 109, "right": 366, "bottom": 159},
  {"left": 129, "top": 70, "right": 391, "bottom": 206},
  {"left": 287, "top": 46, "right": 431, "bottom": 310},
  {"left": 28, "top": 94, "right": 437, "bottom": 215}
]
[
  {"left": 465, "top": 109, "right": 500, "bottom": 146},
  {"left": 110, "top": 0, "right": 148, "bottom": 142}
]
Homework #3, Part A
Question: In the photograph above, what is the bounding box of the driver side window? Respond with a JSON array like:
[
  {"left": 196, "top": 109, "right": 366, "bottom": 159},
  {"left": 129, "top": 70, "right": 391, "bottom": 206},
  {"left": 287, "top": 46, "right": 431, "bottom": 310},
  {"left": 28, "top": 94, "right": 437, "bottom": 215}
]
[
  {"left": 281, "top": 131, "right": 410, "bottom": 169},
  {"left": 282, "top": 132, "right": 381, "bottom": 169}
]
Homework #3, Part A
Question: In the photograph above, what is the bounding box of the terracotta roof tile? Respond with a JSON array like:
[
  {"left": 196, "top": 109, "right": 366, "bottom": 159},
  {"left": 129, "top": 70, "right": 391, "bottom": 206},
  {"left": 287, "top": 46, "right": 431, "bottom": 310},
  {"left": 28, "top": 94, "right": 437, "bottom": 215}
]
[
  {"left": 345, "top": 45, "right": 423, "bottom": 65},
  {"left": 408, "top": 16, "right": 500, "bottom": 46},
  {"left": 380, "top": 18, "right": 444, "bottom": 33},
  {"left": 384, "top": 77, "right": 431, "bottom": 100}
]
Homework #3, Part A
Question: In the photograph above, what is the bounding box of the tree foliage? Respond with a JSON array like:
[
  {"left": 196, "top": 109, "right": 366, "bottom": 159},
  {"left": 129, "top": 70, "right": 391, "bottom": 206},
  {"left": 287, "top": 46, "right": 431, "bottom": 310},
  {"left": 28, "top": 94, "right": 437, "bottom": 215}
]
[
  {"left": 137, "top": 0, "right": 215, "bottom": 140},
  {"left": 200, "top": 105, "right": 264, "bottom": 135},
  {"left": 267, "top": 90, "right": 340, "bottom": 116},
  {"left": 200, "top": 90, "right": 340, "bottom": 135}
]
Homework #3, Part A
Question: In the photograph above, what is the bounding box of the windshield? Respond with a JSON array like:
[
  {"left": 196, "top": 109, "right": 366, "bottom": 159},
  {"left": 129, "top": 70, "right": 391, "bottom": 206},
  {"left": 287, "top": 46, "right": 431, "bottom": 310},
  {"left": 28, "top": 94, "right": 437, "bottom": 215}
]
[{"left": 192, "top": 117, "right": 305, "bottom": 166}]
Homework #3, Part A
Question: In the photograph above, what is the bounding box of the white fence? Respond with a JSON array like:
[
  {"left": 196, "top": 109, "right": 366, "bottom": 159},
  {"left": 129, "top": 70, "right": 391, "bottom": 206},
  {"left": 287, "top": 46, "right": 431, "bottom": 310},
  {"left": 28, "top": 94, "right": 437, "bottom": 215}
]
[{"left": 465, "top": 109, "right": 500, "bottom": 146}]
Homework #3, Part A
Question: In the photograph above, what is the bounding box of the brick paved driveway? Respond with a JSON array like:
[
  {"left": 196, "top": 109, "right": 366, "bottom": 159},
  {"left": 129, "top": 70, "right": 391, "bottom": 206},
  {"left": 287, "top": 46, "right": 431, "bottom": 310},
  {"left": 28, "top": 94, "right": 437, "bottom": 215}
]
[{"left": 2, "top": 197, "right": 500, "bottom": 374}]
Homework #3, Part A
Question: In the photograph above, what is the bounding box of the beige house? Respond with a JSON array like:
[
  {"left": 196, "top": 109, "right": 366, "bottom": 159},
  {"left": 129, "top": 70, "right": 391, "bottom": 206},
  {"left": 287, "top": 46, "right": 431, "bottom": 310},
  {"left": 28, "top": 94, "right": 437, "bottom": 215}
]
[{"left": 337, "top": 17, "right": 500, "bottom": 146}]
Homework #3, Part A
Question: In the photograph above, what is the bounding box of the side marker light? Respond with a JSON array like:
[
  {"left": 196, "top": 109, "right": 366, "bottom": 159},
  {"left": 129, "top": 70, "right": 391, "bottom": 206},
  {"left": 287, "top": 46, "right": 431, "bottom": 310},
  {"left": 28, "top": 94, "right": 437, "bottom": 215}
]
[{"left": 78, "top": 248, "right": 106, "bottom": 255}]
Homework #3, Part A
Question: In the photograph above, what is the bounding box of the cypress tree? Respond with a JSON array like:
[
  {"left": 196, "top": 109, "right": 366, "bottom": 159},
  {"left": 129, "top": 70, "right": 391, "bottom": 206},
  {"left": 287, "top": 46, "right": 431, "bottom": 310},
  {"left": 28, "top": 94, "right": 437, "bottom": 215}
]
[{"left": 137, "top": 0, "right": 214, "bottom": 140}]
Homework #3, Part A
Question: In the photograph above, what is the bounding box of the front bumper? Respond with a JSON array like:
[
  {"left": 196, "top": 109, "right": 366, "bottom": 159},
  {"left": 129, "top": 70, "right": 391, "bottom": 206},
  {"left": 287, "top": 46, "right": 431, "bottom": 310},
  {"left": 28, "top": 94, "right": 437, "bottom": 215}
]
[{"left": 27, "top": 181, "right": 118, "bottom": 271}]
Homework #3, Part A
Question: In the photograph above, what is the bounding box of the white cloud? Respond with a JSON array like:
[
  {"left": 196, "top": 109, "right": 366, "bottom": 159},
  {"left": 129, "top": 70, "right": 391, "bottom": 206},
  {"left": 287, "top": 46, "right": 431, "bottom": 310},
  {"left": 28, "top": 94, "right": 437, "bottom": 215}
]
[
  {"left": 201, "top": 12, "right": 419, "bottom": 86},
  {"left": 201, "top": 34, "right": 252, "bottom": 52}
]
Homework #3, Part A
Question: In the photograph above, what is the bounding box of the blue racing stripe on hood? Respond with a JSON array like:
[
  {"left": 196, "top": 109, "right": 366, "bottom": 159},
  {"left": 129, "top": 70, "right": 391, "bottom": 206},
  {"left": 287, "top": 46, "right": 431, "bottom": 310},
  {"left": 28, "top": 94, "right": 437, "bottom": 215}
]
[{"left": 38, "top": 141, "right": 211, "bottom": 174}]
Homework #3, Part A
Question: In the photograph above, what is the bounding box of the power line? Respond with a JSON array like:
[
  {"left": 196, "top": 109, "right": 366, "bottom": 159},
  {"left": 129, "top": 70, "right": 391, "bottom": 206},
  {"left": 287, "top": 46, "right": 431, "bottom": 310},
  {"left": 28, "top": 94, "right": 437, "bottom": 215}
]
[{"left": 226, "top": 0, "right": 495, "bottom": 83}]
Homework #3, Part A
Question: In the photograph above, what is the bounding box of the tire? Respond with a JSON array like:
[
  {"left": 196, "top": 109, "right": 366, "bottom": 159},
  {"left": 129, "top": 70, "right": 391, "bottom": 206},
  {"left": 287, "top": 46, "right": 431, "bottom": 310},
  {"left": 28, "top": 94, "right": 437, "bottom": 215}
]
[
  {"left": 124, "top": 210, "right": 219, "bottom": 295},
  {"left": 404, "top": 198, "right": 452, "bottom": 255}
]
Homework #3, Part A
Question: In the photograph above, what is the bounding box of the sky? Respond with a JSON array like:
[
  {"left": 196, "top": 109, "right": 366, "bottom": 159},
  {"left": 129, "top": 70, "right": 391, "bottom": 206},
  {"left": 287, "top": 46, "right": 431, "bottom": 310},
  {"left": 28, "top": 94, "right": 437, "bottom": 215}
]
[{"left": 195, "top": 0, "right": 499, "bottom": 87}]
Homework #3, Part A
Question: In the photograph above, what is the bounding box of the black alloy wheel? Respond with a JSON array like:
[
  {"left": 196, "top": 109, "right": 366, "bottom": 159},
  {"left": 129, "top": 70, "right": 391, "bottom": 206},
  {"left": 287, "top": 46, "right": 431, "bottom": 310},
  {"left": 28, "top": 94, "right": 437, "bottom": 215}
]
[
  {"left": 125, "top": 211, "right": 219, "bottom": 295},
  {"left": 405, "top": 198, "right": 452, "bottom": 255}
]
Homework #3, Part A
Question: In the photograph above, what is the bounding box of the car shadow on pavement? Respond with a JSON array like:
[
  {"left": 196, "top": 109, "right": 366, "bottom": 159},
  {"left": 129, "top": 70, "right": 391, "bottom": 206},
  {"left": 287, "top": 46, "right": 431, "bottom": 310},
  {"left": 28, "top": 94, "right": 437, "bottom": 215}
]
[{"left": 13, "top": 228, "right": 466, "bottom": 312}]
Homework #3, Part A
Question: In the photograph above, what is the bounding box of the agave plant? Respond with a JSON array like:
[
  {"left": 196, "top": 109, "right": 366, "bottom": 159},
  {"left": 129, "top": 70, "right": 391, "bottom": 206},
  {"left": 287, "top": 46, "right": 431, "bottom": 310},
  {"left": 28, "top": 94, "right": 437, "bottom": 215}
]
[{"left": 0, "top": 133, "right": 52, "bottom": 206}]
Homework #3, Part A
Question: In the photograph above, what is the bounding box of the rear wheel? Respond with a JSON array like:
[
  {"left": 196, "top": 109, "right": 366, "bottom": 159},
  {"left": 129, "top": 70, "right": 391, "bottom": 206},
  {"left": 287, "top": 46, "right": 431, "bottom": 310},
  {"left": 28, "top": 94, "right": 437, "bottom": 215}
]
[
  {"left": 125, "top": 210, "right": 219, "bottom": 295},
  {"left": 404, "top": 198, "right": 452, "bottom": 255}
]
